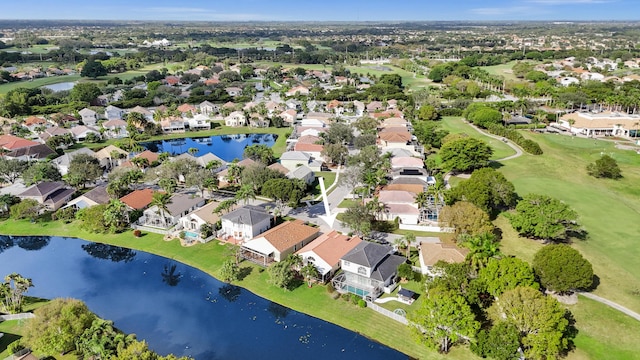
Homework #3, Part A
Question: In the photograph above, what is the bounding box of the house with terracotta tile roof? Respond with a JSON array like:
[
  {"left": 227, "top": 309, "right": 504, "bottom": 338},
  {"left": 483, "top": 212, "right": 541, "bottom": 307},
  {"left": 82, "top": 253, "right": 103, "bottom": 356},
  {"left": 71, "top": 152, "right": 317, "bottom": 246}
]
[
  {"left": 391, "top": 156, "right": 424, "bottom": 170},
  {"left": 418, "top": 242, "right": 469, "bottom": 276},
  {"left": 177, "top": 103, "right": 197, "bottom": 115},
  {"left": 120, "top": 189, "right": 156, "bottom": 210},
  {"left": 279, "top": 109, "right": 297, "bottom": 125},
  {"left": 293, "top": 142, "right": 324, "bottom": 160},
  {"left": 0, "top": 135, "right": 39, "bottom": 150},
  {"left": 296, "top": 230, "right": 362, "bottom": 282},
  {"left": 241, "top": 220, "right": 319, "bottom": 265},
  {"left": 23, "top": 116, "right": 48, "bottom": 131},
  {"left": 285, "top": 86, "right": 310, "bottom": 97},
  {"left": 119, "top": 150, "right": 159, "bottom": 169}
]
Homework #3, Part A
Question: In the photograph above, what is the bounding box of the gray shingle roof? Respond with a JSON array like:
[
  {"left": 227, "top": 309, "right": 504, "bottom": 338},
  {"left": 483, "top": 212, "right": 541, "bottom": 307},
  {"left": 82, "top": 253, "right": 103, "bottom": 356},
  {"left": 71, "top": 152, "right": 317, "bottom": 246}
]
[
  {"left": 342, "top": 242, "right": 392, "bottom": 268},
  {"left": 19, "top": 181, "right": 66, "bottom": 198},
  {"left": 222, "top": 205, "right": 271, "bottom": 225},
  {"left": 81, "top": 186, "right": 110, "bottom": 204}
]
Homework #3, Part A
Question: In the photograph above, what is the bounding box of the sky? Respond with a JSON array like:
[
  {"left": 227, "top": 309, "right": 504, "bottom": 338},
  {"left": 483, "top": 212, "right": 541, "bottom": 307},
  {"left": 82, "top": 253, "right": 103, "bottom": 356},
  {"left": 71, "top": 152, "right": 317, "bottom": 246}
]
[{"left": 1, "top": 0, "right": 638, "bottom": 21}]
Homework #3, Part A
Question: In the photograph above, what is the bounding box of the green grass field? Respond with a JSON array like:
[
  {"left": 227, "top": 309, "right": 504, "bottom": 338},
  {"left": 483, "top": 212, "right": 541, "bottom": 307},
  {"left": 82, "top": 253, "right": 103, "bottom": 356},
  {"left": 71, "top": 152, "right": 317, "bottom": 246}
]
[
  {"left": 440, "top": 116, "right": 517, "bottom": 160},
  {"left": 479, "top": 60, "right": 540, "bottom": 82},
  {"left": 0, "top": 63, "right": 172, "bottom": 95}
]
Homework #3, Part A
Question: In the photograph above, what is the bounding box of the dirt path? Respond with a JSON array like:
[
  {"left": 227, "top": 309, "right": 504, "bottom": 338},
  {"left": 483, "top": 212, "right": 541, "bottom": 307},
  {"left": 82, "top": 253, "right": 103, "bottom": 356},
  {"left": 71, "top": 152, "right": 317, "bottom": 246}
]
[{"left": 579, "top": 292, "right": 640, "bottom": 322}]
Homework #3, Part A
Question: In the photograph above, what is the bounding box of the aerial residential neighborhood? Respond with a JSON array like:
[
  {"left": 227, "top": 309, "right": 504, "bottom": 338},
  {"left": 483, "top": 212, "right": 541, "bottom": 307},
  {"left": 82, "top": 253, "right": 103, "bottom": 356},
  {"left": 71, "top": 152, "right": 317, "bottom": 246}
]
[{"left": 0, "top": 4, "right": 639, "bottom": 360}]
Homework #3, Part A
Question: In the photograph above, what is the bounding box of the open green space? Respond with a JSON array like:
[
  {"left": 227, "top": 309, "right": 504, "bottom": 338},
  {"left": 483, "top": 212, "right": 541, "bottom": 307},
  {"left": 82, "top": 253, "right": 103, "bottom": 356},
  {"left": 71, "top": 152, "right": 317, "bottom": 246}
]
[
  {"left": 496, "top": 132, "right": 640, "bottom": 314},
  {"left": 479, "top": 60, "right": 540, "bottom": 82},
  {"left": 566, "top": 295, "right": 640, "bottom": 360},
  {"left": 0, "top": 63, "right": 172, "bottom": 95},
  {"left": 0, "top": 219, "right": 468, "bottom": 360},
  {"left": 440, "top": 116, "right": 517, "bottom": 160}
]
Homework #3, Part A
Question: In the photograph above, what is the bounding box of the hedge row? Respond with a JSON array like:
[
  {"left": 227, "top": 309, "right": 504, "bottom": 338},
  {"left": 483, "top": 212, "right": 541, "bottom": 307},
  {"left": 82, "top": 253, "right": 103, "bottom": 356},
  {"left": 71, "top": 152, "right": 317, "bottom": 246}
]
[{"left": 486, "top": 124, "right": 544, "bottom": 155}]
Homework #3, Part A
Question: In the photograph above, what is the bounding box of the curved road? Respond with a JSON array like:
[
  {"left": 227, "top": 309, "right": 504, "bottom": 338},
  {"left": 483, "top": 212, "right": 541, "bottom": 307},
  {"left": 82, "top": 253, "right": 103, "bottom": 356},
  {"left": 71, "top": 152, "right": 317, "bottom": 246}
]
[{"left": 465, "top": 121, "right": 524, "bottom": 161}]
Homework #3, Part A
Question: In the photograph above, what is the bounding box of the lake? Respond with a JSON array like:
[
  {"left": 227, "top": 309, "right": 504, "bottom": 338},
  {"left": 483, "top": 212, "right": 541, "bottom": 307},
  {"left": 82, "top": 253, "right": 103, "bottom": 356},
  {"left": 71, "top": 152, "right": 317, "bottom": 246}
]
[
  {"left": 141, "top": 133, "right": 277, "bottom": 162},
  {"left": 0, "top": 236, "right": 406, "bottom": 360},
  {"left": 41, "top": 81, "right": 76, "bottom": 92}
]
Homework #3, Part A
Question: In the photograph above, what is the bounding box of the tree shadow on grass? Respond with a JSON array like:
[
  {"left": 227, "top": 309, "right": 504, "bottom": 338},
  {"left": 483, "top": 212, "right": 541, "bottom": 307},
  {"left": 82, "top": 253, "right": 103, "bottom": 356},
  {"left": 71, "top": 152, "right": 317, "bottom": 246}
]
[
  {"left": 0, "top": 333, "right": 21, "bottom": 352},
  {"left": 237, "top": 266, "right": 253, "bottom": 281},
  {"left": 586, "top": 274, "right": 600, "bottom": 292}
]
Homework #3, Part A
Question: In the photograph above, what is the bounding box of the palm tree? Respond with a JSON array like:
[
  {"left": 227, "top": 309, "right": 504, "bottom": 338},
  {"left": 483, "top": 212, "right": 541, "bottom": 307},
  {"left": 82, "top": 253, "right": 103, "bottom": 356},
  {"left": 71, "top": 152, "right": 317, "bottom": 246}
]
[
  {"left": 151, "top": 192, "right": 172, "bottom": 228},
  {"left": 110, "top": 150, "right": 125, "bottom": 168},
  {"left": 235, "top": 184, "right": 256, "bottom": 205},
  {"left": 1, "top": 273, "right": 34, "bottom": 313},
  {"left": 300, "top": 263, "right": 319, "bottom": 287},
  {"left": 393, "top": 236, "right": 409, "bottom": 258},
  {"left": 188, "top": 147, "right": 199, "bottom": 156},
  {"left": 365, "top": 196, "right": 386, "bottom": 220},
  {"left": 401, "top": 233, "right": 415, "bottom": 259},
  {"left": 203, "top": 177, "right": 219, "bottom": 198},
  {"left": 130, "top": 157, "right": 149, "bottom": 170},
  {"left": 462, "top": 232, "right": 501, "bottom": 272},
  {"left": 205, "top": 159, "right": 223, "bottom": 174},
  {"left": 158, "top": 178, "right": 177, "bottom": 195}
]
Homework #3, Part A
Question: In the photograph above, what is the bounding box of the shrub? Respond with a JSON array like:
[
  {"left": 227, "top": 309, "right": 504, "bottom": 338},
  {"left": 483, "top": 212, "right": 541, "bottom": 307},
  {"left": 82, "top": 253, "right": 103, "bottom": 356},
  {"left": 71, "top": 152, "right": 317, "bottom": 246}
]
[
  {"left": 326, "top": 282, "right": 335, "bottom": 293},
  {"left": 52, "top": 207, "right": 76, "bottom": 223},
  {"left": 485, "top": 123, "right": 543, "bottom": 155},
  {"left": 358, "top": 299, "right": 367, "bottom": 308},
  {"left": 587, "top": 154, "right": 622, "bottom": 179},
  {"left": 341, "top": 293, "right": 351, "bottom": 301},
  {"left": 7, "top": 342, "right": 24, "bottom": 355},
  {"left": 133, "top": 229, "right": 142, "bottom": 237},
  {"left": 350, "top": 294, "right": 360, "bottom": 305}
]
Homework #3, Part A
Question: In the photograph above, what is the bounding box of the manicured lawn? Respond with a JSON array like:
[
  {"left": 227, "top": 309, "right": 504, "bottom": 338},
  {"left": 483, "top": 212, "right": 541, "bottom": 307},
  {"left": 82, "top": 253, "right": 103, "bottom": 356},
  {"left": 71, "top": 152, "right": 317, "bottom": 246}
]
[
  {"left": 566, "top": 295, "right": 640, "bottom": 360},
  {"left": 0, "top": 320, "right": 21, "bottom": 359},
  {"left": 440, "top": 116, "right": 517, "bottom": 160},
  {"left": 338, "top": 199, "right": 360, "bottom": 208},
  {"left": 0, "top": 219, "right": 470, "bottom": 360},
  {"left": 0, "top": 63, "right": 171, "bottom": 95},
  {"left": 497, "top": 132, "right": 640, "bottom": 313},
  {"left": 479, "top": 60, "right": 540, "bottom": 82}
]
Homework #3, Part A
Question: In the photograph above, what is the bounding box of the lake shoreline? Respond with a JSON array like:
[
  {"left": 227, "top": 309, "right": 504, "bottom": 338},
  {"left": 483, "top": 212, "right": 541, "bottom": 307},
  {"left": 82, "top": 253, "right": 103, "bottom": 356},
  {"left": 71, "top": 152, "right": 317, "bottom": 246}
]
[{"left": 0, "top": 224, "right": 431, "bottom": 359}]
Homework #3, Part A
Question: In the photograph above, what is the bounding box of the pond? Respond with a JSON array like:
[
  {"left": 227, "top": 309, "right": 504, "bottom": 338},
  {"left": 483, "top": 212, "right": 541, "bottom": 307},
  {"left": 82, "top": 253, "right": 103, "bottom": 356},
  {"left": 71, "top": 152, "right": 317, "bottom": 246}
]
[
  {"left": 141, "top": 133, "right": 277, "bottom": 162},
  {"left": 41, "top": 81, "right": 76, "bottom": 92},
  {"left": 0, "top": 236, "right": 406, "bottom": 360}
]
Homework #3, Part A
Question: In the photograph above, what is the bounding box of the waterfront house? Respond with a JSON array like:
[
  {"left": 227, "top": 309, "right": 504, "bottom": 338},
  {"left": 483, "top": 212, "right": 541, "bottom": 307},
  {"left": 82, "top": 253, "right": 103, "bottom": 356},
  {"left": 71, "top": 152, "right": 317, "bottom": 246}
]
[
  {"left": 139, "top": 193, "right": 205, "bottom": 229},
  {"left": 225, "top": 111, "right": 247, "bottom": 127},
  {"left": 177, "top": 200, "right": 234, "bottom": 243},
  {"left": 102, "top": 119, "right": 128, "bottom": 139},
  {"left": 332, "top": 242, "right": 405, "bottom": 299},
  {"left": 120, "top": 189, "right": 156, "bottom": 211},
  {"left": 241, "top": 220, "right": 319, "bottom": 265},
  {"left": 219, "top": 205, "right": 272, "bottom": 242},
  {"left": 296, "top": 230, "right": 362, "bottom": 282},
  {"left": 18, "top": 181, "right": 75, "bottom": 211},
  {"left": 65, "top": 185, "right": 110, "bottom": 209}
]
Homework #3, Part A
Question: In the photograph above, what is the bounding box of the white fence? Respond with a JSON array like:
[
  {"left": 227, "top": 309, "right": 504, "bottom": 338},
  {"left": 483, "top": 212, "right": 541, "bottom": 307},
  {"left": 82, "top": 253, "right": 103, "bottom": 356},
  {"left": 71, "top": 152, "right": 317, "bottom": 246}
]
[
  {"left": 0, "top": 313, "right": 34, "bottom": 321},
  {"left": 366, "top": 301, "right": 408, "bottom": 325},
  {"left": 399, "top": 224, "right": 454, "bottom": 233}
]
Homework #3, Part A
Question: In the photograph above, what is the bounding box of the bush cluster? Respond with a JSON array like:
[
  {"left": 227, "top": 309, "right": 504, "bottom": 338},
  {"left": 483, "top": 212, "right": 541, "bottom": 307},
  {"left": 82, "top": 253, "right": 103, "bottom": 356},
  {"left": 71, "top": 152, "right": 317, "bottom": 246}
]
[{"left": 485, "top": 124, "right": 543, "bottom": 155}]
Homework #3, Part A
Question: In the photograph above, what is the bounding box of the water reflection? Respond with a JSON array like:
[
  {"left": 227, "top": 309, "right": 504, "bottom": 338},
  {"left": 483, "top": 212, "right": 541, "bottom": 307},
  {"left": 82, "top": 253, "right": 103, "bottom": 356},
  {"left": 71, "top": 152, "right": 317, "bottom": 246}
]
[
  {"left": 15, "top": 236, "right": 50, "bottom": 251},
  {"left": 161, "top": 263, "right": 182, "bottom": 287},
  {"left": 0, "top": 237, "right": 406, "bottom": 360},
  {"left": 140, "top": 134, "right": 276, "bottom": 162},
  {"left": 81, "top": 243, "right": 136, "bottom": 263},
  {"left": 218, "top": 283, "right": 241, "bottom": 303}
]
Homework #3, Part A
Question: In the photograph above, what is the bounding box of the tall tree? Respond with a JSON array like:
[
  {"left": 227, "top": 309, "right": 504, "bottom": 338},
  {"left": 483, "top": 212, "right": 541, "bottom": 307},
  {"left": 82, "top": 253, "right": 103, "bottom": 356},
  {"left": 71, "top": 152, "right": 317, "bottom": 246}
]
[
  {"left": 300, "top": 263, "right": 319, "bottom": 287},
  {"left": 479, "top": 257, "right": 538, "bottom": 297},
  {"left": 509, "top": 194, "right": 580, "bottom": 243},
  {"left": 103, "top": 199, "right": 129, "bottom": 233},
  {"left": 70, "top": 83, "right": 102, "bottom": 103},
  {"left": 22, "top": 162, "right": 62, "bottom": 185},
  {"left": 0, "top": 273, "right": 33, "bottom": 313},
  {"left": 409, "top": 290, "right": 480, "bottom": 353},
  {"left": 151, "top": 192, "right": 172, "bottom": 228},
  {"left": 22, "top": 298, "right": 96, "bottom": 355},
  {"left": 243, "top": 144, "right": 274, "bottom": 165},
  {"left": 440, "top": 137, "right": 493, "bottom": 173},
  {"left": 80, "top": 58, "right": 107, "bottom": 78},
  {"left": 439, "top": 201, "right": 494, "bottom": 239},
  {"left": 0, "top": 158, "right": 28, "bottom": 184},
  {"left": 489, "top": 287, "right": 573, "bottom": 360},
  {"left": 471, "top": 322, "right": 521, "bottom": 360},
  {"left": 235, "top": 183, "right": 256, "bottom": 205},
  {"left": 67, "top": 153, "right": 102, "bottom": 188},
  {"left": 340, "top": 203, "right": 374, "bottom": 238},
  {"left": 533, "top": 244, "right": 593, "bottom": 293},
  {"left": 461, "top": 232, "right": 501, "bottom": 272},
  {"left": 449, "top": 167, "right": 517, "bottom": 215}
]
